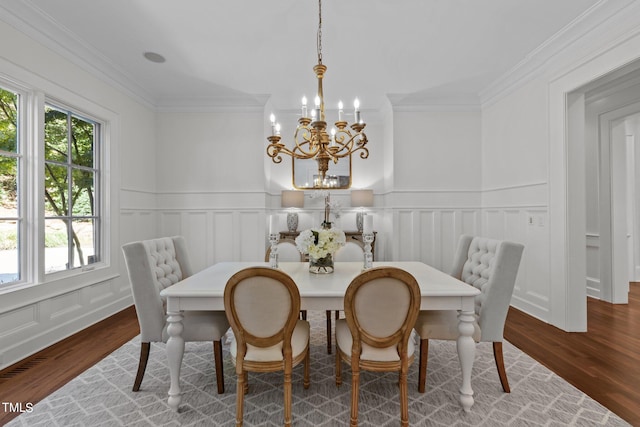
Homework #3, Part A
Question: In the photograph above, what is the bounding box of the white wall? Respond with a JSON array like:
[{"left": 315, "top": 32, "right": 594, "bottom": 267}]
[
  {"left": 0, "top": 19, "right": 156, "bottom": 369},
  {"left": 481, "top": 77, "right": 550, "bottom": 321},
  {"left": 481, "top": 0, "right": 640, "bottom": 329}
]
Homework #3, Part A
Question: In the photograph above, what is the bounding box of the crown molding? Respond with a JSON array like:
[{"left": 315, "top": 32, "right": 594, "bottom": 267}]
[
  {"left": 387, "top": 93, "right": 480, "bottom": 112},
  {"left": 479, "top": 0, "right": 638, "bottom": 106},
  {"left": 155, "top": 94, "right": 269, "bottom": 113},
  {"left": 0, "top": 1, "right": 158, "bottom": 109}
]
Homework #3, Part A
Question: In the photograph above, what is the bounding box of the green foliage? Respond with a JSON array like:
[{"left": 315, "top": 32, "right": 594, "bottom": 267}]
[
  {"left": 1, "top": 89, "right": 97, "bottom": 267},
  {"left": 0, "top": 228, "right": 17, "bottom": 250}
]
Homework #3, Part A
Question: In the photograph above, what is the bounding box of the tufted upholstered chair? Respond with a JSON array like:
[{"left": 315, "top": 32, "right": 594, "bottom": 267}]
[
  {"left": 414, "top": 234, "right": 524, "bottom": 393},
  {"left": 324, "top": 242, "right": 367, "bottom": 354},
  {"left": 224, "top": 267, "right": 310, "bottom": 427},
  {"left": 335, "top": 267, "right": 421, "bottom": 427},
  {"left": 122, "top": 236, "right": 230, "bottom": 393}
]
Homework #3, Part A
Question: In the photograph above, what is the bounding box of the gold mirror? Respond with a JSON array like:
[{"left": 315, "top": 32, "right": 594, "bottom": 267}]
[{"left": 292, "top": 154, "right": 352, "bottom": 189}]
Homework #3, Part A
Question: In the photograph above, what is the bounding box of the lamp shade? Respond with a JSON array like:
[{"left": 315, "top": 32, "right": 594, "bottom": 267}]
[
  {"left": 350, "top": 189, "right": 373, "bottom": 207},
  {"left": 281, "top": 190, "right": 304, "bottom": 208}
]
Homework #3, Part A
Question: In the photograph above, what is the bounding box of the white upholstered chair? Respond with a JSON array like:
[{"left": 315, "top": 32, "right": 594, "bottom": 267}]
[
  {"left": 122, "top": 236, "right": 230, "bottom": 393},
  {"left": 414, "top": 234, "right": 524, "bottom": 393},
  {"left": 335, "top": 267, "right": 421, "bottom": 427},
  {"left": 324, "top": 241, "right": 367, "bottom": 353},
  {"left": 264, "top": 240, "right": 304, "bottom": 262},
  {"left": 224, "top": 267, "right": 310, "bottom": 427}
]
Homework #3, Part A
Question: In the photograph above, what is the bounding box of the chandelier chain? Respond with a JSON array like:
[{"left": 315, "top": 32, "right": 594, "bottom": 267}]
[{"left": 317, "top": 0, "right": 323, "bottom": 64}]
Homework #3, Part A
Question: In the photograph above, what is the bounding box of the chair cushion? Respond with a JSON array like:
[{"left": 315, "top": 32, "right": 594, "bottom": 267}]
[
  {"left": 335, "top": 319, "right": 416, "bottom": 362},
  {"left": 161, "top": 310, "right": 230, "bottom": 342},
  {"left": 414, "top": 310, "right": 481, "bottom": 342},
  {"left": 229, "top": 319, "right": 310, "bottom": 362}
]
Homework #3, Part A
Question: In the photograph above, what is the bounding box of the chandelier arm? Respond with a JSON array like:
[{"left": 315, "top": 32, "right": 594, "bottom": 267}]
[
  {"left": 267, "top": 143, "right": 322, "bottom": 161},
  {"left": 329, "top": 131, "right": 368, "bottom": 159},
  {"left": 332, "top": 137, "right": 369, "bottom": 160},
  {"left": 293, "top": 126, "right": 322, "bottom": 158}
]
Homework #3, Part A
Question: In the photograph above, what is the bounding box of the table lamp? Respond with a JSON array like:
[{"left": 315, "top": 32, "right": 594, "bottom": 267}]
[
  {"left": 281, "top": 190, "right": 304, "bottom": 232},
  {"left": 350, "top": 189, "right": 373, "bottom": 232}
]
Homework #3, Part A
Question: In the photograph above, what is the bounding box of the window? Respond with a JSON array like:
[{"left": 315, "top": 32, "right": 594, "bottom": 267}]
[
  {"left": 44, "top": 104, "right": 100, "bottom": 273},
  {"left": 0, "top": 80, "right": 105, "bottom": 288},
  {"left": 0, "top": 86, "right": 20, "bottom": 284}
]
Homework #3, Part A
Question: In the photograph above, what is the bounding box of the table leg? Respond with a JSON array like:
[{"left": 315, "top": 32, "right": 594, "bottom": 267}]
[
  {"left": 456, "top": 310, "right": 476, "bottom": 412},
  {"left": 166, "top": 310, "right": 185, "bottom": 412}
]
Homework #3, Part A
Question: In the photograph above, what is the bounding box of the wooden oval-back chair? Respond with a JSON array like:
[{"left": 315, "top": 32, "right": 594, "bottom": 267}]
[
  {"left": 224, "top": 267, "right": 310, "bottom": 427},
  {"left": 335, "top": 267, "right": 421, "bottom": 427}
]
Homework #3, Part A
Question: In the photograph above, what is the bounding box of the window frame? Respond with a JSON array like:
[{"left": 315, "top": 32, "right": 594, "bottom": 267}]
[
  {"left": 0, "top": 81, "right": 27, "bottom": 286},
  {"left": 0, "top": 73, "right": 117, "bottom": 295},
  {"left": 43, "top": 101, "right": 102, "bottom": 276}
]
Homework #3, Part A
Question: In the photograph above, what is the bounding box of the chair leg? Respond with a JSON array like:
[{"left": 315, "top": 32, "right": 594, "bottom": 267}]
[
  {"left": 418, "top": 339, "right": 429, "bottom": 393},
  {"left": 133, "top": 342, "right": 150, "bottom": 392},
  {"left": 493, "top": 341, "right": 510, "bottom": 393},
  {"left": 335, "top": 349, "right": 342, "bottom": 386},
  {"left": 236, "top": 371, "right": 245, "bottom": 427},
  {"left": 284, "top": 367, "right": 292, "bottom": 427},
  {"left": 243, "top": 371, "right": 249, "bottom": 394},
  {"left": 350, "top": 367, "right": 360, "bottom": 427},
  {"left": 213, "top": 340, "right": 225, "bottom": 394},
  {"left": 400, "top": 365, "right": 409, "bottom": 427},
  {"left": 303, "top": 346, "right": 310, "bottom": 389},
  {"left": 300, "top": 310, "right": 307, "bottom": 320},
  {"left": 326, "top": 310, "right": 332, "bottom": 354}
]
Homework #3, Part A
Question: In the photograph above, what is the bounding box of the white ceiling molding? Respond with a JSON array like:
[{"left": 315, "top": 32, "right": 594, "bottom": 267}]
[
  {"left": 479, "top": 0, "right": 637, "bottom": 107},
  {"left": 0, "top": 1, "right": 157, "bottom": 109}
]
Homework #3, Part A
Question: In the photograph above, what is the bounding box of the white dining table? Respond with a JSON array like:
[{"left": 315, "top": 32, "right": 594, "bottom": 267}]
[{"left": 160, "top": 261, "right": 481, "bottom": 413}]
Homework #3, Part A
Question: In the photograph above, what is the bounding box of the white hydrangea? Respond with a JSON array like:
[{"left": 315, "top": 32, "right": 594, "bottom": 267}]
[{"left": 295, "top": 228, "right": 346, "bottom": 260}]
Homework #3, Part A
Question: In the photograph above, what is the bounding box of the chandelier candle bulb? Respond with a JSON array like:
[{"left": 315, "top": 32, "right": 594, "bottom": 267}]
[
  {"left": 302, "top": 96, "right": 308, "bottom": 118},
  {"left": 354, "top": 98, "right": 361, "bottom": 123},
  {"left": 275, "top": 123, "right": 281, "bottom": 136},
  {"left": 270, "top": 113, "right": 276, "bottom": 135},
  {"left": 338, "top": 100, "right": 343, "bottom": 121}
]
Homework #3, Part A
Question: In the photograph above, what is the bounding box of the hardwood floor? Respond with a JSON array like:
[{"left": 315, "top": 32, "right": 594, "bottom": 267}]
[
  {"left": 0, "top": 285, "right": 638, "bottom": 426},
  {"left": 504, "top": 282, "right": 640, "bottom": 426},
  {"left": 0, "top": 306, "right": 140, "bottom": 426}
]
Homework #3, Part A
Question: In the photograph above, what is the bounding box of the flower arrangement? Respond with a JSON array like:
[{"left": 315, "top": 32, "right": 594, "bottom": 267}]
[{"left": 295, "top": 228, "right": 346, "bottom": 260}]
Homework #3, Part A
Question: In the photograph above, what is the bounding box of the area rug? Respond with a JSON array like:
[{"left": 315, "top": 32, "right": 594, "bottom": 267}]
[{"left": 7, "top": 311, "right": 628, "bottom": 426}]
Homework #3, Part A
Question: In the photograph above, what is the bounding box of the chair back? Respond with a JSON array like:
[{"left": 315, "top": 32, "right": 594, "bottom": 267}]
[
  {"left": 334, "top": 241, "right": 364, "bottom": 262},
  {"left": 224, "top": 267, "right": 301, "bottom": 360},
  {"left": 453, "top": 235, "right": 524, "bottom": 342},
  {"left": 122, "top": 236, "right": 192, "bottom": 342},
  {"left": 265, "top": 241, "right": 304, "bottom": 262},
  {"left": 344, "top": 267, "right": 421, "bottom": 356}
]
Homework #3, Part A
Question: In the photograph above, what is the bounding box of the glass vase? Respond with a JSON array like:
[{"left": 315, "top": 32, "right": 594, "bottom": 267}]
[{"left": 309, "top": 253, "right": 334, "bottom": 274}]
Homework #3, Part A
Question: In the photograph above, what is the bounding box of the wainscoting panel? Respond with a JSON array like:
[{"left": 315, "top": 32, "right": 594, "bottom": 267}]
[
  {"left": 49, "top": 291, "right": 82, "bottom": 321},
  {"left": 392, "top": 208, "right": 480, "bottom": 273},
  {"left": 419, "top": 211, "right": 437, "bottom": 268},
  {"left": 181, "top": 211, "right": 208, "bottom": 268},
  {"left": 238, "top": 211, "right": 263, "bottom": 262},
  {"left": 212, "top": 211, "right": 234, "bottom": 267}
]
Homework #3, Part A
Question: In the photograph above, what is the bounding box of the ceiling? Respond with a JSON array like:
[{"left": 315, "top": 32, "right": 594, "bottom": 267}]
[{"left": 1, "top": 0, "right": 605, "bottom": 111}]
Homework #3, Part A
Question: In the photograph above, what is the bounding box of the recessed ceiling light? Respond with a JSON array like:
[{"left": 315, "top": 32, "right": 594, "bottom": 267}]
[{"left": 143, "top": 52, "right": 166, "bottom": 63}]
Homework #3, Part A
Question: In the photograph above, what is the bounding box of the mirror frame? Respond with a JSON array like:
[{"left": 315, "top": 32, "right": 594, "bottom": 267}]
[{"left": 291, "top": 154, "right": 352, "bottom": 189}]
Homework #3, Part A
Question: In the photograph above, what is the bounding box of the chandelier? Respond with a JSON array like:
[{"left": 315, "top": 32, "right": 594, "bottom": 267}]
[{"left": 266, "top": 0, "right": 369, "bottom": 188}]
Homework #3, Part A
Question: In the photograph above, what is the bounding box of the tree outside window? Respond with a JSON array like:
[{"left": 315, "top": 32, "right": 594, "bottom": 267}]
[
  {"left": 44, "top": 104, "right": 100, "bottom": 273},
  {"left": 0, "top": 87, "right": 20, "bottom": 284}
]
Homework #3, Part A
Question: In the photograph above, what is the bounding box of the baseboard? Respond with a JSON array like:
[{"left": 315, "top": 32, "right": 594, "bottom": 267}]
[{"left": 0, "top": 295, "right": 133, "bottom": 370}]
